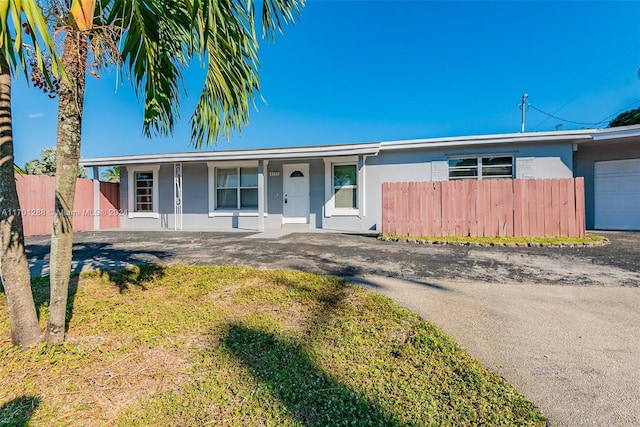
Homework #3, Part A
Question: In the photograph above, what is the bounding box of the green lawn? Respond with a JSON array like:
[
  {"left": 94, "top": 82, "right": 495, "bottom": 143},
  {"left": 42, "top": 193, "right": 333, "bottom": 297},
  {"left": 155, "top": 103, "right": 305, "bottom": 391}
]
[{"left": 0, "top": 266, "right": 546, "bottom": 426}]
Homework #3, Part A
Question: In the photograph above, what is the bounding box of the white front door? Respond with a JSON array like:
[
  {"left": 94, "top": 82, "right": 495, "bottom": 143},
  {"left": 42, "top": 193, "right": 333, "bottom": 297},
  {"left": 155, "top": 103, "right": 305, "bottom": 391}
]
[{"left": 283, "top": 164, "right": 310, "bottom": 224}]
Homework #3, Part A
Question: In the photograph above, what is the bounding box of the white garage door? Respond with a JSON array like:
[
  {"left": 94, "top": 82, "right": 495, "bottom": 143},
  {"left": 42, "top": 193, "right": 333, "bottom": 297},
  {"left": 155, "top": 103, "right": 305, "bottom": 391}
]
[{"left": 594, "top": 159, "right": 640, "bottom": 230}]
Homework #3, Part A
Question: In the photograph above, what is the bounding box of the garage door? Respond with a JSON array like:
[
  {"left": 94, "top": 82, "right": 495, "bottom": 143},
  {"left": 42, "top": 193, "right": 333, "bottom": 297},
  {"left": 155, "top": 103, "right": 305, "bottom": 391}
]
[{"left": 594, "top": 159, "right": 640, "bottom": 230}]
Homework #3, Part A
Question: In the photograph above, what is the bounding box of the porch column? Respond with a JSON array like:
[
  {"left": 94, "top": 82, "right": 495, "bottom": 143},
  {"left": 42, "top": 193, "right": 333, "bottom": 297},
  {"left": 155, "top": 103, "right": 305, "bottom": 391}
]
[
  {"left": 358, "top": 155, "right": 364, "bottom": 219},
  {"left": 173, "top": 163, "right": 183, "bottom": 231},
  {"left": 258, "top": 160, "right": 265, "bottom": 231}
]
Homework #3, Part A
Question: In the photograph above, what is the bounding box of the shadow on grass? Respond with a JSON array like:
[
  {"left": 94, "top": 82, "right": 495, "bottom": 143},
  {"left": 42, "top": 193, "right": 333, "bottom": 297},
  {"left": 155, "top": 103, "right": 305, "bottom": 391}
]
[
  {"left": 30, "top": 275, "right": 79, "bottom": 331},
  {"left": 99, "top": 264, "right": 166, "bottom": 293},
  {"left": 26, "top": 265, "right": 165, "bottom": 334},
  {"left": 266, "top": 271, "right": 354, "bottom": 339},
  {"left": 0, "top": 395, "right": 41, "bottom": 426},
  {"left": 222, "top": 324, "right": 403, "bottom": 427}
]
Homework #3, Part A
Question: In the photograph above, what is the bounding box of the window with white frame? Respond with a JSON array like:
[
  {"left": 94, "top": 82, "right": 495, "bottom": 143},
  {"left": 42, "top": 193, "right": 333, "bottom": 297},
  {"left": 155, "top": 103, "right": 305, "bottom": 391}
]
[
  {"left": 448, "top": 156, "right": 514, "bottom": 180},
  {"left": 215, "top": 167, "right": 258, "bottom": 209},
  {"left": 333, "top": 164, "right": 357, "bottom": 209},
  {"left": 127, "top": 165, "right": 159, "bottom": 218},
  {"left": 134, "top": 171, "right": 154, "bottom": 212}
]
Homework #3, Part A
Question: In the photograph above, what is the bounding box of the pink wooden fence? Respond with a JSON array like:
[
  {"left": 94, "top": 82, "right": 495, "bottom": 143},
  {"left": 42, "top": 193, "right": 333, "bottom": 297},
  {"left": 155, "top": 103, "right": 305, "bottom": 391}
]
[
  {"left": 100, "top": 181, "right": 120, "bottom": 230},
  {"left": 15, "top": 175, "right": 120, "bottom": 236},
  {"left": 382, "top": 178, "right": 585, "bottom": 238}
]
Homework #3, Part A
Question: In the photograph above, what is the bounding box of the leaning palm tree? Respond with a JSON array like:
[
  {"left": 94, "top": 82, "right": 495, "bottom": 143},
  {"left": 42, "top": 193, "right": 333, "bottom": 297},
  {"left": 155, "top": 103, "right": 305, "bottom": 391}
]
[
  {"left": 100, "top": 166, "right": 119, "bottom": 182},
  {"left": 45, "top": 0, "right": 304, "bottom": 342},
  {"left": 0, "top": 0, "right": 63, "bottom": 346}
]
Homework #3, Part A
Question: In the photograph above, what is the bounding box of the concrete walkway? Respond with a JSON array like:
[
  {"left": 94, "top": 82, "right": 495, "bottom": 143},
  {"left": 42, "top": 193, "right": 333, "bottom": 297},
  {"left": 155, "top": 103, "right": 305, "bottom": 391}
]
[{"left": 25, "top": 230, "right": 640, "bottom": 426}]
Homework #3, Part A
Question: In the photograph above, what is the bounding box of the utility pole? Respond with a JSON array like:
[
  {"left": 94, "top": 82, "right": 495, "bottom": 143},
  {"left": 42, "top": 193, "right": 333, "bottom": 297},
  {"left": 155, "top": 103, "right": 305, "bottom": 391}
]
[{"left": 520, "top": 93, "right": 528, "bottom": 133}]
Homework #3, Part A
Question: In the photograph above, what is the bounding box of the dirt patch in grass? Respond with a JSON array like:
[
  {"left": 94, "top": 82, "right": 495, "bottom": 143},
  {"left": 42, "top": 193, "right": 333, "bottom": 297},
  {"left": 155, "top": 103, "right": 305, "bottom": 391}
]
[{"left": 0, "top": 265, "right": 546, "bottom": 426}]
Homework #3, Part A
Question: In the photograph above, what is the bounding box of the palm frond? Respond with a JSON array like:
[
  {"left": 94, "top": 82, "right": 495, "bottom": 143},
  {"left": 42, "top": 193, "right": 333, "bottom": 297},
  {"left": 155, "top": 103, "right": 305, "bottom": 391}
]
[
  {"left": 189, "top": 0, "right": 260, "bottom": 147},
  {"left": 112, "top": 0, "right": 302, "bottom": 147},
  {"left": 261, "top": 0, "right": 304, "bottom": 41},
  {"left": 188, "top": 0, "right": 304, "bottom": 147},
  {"left": 0, "top": 0, "right": 64, "bottom": 82},
  {"left": 112, "top": 0, "right": 191, "bottom": 137}
]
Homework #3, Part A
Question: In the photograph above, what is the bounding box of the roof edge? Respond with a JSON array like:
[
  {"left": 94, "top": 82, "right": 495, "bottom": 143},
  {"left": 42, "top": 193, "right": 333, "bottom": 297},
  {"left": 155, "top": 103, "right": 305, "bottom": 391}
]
[
  {"left": 80, "top": 125, "right": 640, "bottom": 167},
  {"left": 81, "top": 143, "right": 381, "bottom": 167}
]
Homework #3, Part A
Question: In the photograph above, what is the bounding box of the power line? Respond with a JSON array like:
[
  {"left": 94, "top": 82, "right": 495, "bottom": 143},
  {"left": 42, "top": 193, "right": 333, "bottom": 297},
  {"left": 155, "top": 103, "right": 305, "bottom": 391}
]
[
  {"left": 591, "top": 99, "right": 640, "bottom": 126},
  {"left": 531, "top": 42, "right": 640, "bottom": 131},
  {"left": 525, "top": 99, "right": 640, "bottom": 128},
  {"left": 527, "top": 104, "right": 602, "bottom": 126}
]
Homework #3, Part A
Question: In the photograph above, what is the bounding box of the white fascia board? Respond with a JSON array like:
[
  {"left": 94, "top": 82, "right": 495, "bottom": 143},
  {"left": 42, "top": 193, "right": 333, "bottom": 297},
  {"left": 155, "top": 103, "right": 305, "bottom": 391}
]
[
  {"left": 590, "top": 124, "right": 640, "bottom": 141},
  {"left": 380, "top": 132, "right": 594, "bottom": 151},
  {"left": 81, "top": 126, "right": 637, "bottom": 168},
  {"left": 80, "top": 143, "right": 381, "bottom": 167}
]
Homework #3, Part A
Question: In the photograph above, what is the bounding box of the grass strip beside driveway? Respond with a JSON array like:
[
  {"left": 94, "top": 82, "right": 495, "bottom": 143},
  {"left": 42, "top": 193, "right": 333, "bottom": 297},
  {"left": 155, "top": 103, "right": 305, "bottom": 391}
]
[{"left": 0, "top": 265, "right": 546, "bottom": 426}]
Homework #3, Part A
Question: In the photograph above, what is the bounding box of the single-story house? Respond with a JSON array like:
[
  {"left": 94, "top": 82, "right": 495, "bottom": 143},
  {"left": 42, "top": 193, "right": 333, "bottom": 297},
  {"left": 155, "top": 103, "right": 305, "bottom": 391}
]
[{"left": 80, "top": 124, "right": 640, "bottom": 232}]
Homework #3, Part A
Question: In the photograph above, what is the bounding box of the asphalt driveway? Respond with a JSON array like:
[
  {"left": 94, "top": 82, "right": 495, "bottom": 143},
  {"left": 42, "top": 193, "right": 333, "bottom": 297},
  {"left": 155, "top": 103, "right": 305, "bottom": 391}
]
[{"left": 25, "top": 230, "right": 640, "bottom": 426}]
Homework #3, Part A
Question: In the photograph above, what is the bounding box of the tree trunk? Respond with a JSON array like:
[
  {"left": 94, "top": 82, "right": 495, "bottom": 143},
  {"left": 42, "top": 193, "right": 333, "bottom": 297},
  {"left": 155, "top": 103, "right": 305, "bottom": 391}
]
[
  {"left": 46, "top": 31, "right": 87, "bottom": 342},
  {"left": 0, "top": 55, "right": 42, "bottom": 346}
]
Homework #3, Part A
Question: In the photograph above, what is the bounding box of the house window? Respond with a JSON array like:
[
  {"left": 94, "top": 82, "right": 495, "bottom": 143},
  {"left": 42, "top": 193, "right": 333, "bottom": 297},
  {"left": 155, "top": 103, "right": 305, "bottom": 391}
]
[
  {"left": 127, "top": 165, "right": 159, "bottom": 218},
  {"left": 333, "top": 164, "right": 357, "bottom": 209},
  {"left": 216, "top": 167, "right": 258, "bottom": 209},
  {"left": 134, "top": 172, "right": 154, "bottom": 212},
  {"left": 449, "top": 156, "right": 513, "bottom": 180}
]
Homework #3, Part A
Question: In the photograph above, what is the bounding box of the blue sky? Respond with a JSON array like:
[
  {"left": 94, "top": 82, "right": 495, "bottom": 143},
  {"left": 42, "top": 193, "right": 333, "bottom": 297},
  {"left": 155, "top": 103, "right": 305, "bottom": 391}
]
[{"left": 12, "top": 1, "right": 640, "bottom": 169}]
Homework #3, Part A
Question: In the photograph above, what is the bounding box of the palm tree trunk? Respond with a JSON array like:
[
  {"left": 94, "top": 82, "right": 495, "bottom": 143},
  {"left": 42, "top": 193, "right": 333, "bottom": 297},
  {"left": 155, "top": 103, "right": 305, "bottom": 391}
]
[
  {"left": 46, "top": 31, "right": 87, "bottom": 342},
  {"left": 0, "top": 55, "right": 42, "bottom": 346}
]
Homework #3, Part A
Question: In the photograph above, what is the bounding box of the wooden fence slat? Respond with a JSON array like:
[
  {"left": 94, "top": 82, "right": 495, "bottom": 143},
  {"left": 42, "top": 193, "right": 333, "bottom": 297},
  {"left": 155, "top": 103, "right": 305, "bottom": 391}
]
[
  {"left": 566, "top": 178, "right": 577, "bottom": 238},
  {"left": 422, "top": 182, "right": 433, "bottom": 236},
  {"left": 382, "top": 182, "right": 389, "bottom": 235},
  {"left": 551, "top": 179, "right": 561, "bottom": 237},
  {"left": 499, "top": 180, "right": 510, "bottom": 237},
  {"left": 477, "top": 180, "right": 486, "bottom": 236},
  {"left": 504, "top": 179, "right": 514, "bottom": 236},
  {"left": 414, "top": 182, "right": 421, "bottom": 237},
  {"left": 450, "top": 181, "right": 459, "bottom": 236},
  {"left": 434, "top": 181, "right": 443, "bottom": 237},
  {"left": 535, "top": 179, "right": 545, "bottom": 238},
  {"left": 513, "top": 179, "right": 523, "bottom": 237},
  {"left": 386, "top": 182, "right": 396, "bottom": 235},
  {"left": 493, "top": 180, "right": 502, "bottom": 236},
  {"left": 380, "top": 177, "right": 586, "bottom": 239},
  {"left": 393, "top": 182, "right": 398, "bottom": 235},
  {"left": 527, "top": 179, "right": 538, "bottom": 236},
  {"left": 453, "top": 180, "right": 462, "bottom": 236},
  {"left": 488, "top": 180, "right": 498, "bottom": 236},
  {"left": 403, "top": 182, "right": 410, "bottom": 236},
  {"left": 440, "top": 181, "right": 449, "bottom": 236},
  {"left": 482, "top": 180, "right": 491, "bottom": 237},
  {"left": 389, "top": 182, "right": 398, "bottom": 236},
  {"left": 406, "top": 182, "right": 413, "bottom": 236},
  {"left": 467, "top": 180, "right": 478, "bottom": 237},
  {"left": 408, "top": 182, "right": 417, "bottom": 237},
  {"left": 396, "top": 182, "right": 407, "bottom": 236},
  {"left": 543, "top": 179, "right": 553, "bottom": 238},
  {"left": 460, "top": 180, "right": 468, "bottom": 236},
  {"left": 575, "top": 177, "right": 586, "bottom": 238},
  {"left": 441, "top": 181, "right": 449, "bottom": 236},
  {"left": 559, "top": 179, "right": 569, "bottom": 237}
]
